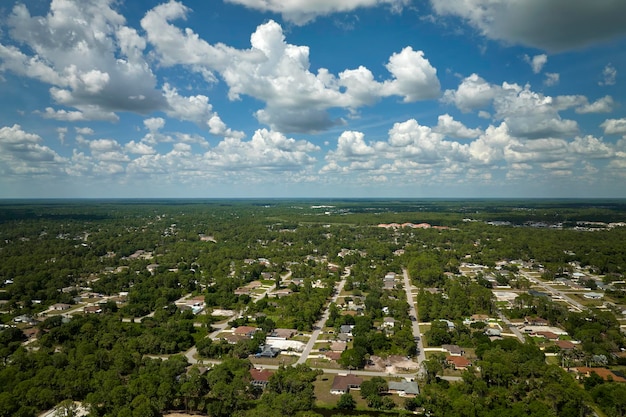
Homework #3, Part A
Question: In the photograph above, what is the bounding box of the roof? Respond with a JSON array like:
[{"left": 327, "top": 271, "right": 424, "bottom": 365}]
[
  {"left": 233, "top": 326, "right": 258, "bottom": 336},
  {"left": 271, "top": 328, "right": 297, "bottom": 339},
  {"left": 535, "top": 331, "right": 559, "bottom": 340},
  {"left": 330, "top": 341, "right": 347, "bottom": 352},
  {"left": 556, "top": 340, "right": 577, "bottom": 350},
  {"left": 575, "top": 367, "right": 626, "bottom": 382},
  {"left": 388, "top": 380, "right": 420, "bottom": 395},
  {"left": 447, "top": 356, "right": 472, "bottom": 368},
  {"left": 250, "top": 368, "right": 273, "bottom": 382},
  {"left": 331, "top": 374, "right": 363, "bottom": 391},
  {"left": 442, "top": 344, "right": 463, "bottom": 355}
]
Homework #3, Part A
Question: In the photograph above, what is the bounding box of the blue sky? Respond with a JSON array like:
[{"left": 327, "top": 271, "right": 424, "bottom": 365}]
[{"left": 1, "top": 0, "right": 626, "bottom": 198}]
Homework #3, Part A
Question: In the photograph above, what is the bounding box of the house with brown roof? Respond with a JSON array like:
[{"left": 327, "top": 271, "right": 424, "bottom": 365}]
[
  {"left": 555, "top": 340, "right": 577, "bottom": 351},
  {"left": 575, "top": 367, "right": 626, "bottom": 382},
  {"left": 84, "top": 306, "right": 102, "bottom": 314},
  {"left": 250, "top": 368, "right": 273, "bottom": 388},
  {"left": 447, "top": 355, "right": 471, "bottom": 370},
  {"left": 331, "top": 341, "right": 347, "bottom": 352},
  {"left": 233, "top": 326, "right": 258, "bottom": 338},
  {"left": 535, "top": 331, "right": 559, "bottom": 341},
  {"left": 330, "top": 374, "right": 363, "bottom": 395}
]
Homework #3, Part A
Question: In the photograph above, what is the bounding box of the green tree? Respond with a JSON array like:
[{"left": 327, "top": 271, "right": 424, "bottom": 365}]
[{"left": 336, "top": 393, "right": 356, "bottom": 410}]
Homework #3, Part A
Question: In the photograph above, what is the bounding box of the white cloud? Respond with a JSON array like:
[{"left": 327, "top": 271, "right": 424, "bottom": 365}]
[
  {"left": 125, "top": 141, "right": 156, "bottom": 155},
  {"left": 569, "top": 135, "right": 613, "bottom": 158},
  {"left": 430, "top": 0, "right": 626, "bottom": 51},
  {"left": 442, "top": 73, "right": 496, "bottom": 112},
  {"left": 57, "top": 127, "right": 67, "bottom": 144},
  {"left": 445, "top": 76, "right": 580, "bottom": 139},
  {"left": 575, "top": 95, "right": 614, "bottom": 114},
  {"left": 601, "top": 118, "right": 626, "bottom": 135},
  {"left": 225, "top": 0, "right": 410, "bottom": 25},
  {"left": 433, "top": 114, "right": 482, "bottom": 139},
  {"left": 599, "top": 63, "right": 617, "bottom": 86},
  {"left": 524, "top": 54, "right": 547, "bottom": 73},
  {"left": 494, "top": 83, "right": 579, "bottom": 138},
  {"left": 469, "top": 122, "right": 518, "bottom": 164},
  {"left": 41, "top": 107, "right": 119, "bottom": 122},
  {"left": 142, "top": 13, "right": 440, "bottom": 133},
  {"left": 544, "top": 72, "right": 559, "bottom": 86},
  {"left": 144, "top": 117, "right": 166, "bottom": 132},
  {"left": 0, "top": 0, "right": 167, "bottom": 124},
  {"left": 75, "top": 127, "right": 94, "bottom": 135},
  {"left": 381, "top": 47, "right": 441, "bottom": 102},
  {"left": 162, "top": 84, "right": 245, "bottom": 138},
  {"left": 0, "top": 124, "right": 67, "bottom": 175}
]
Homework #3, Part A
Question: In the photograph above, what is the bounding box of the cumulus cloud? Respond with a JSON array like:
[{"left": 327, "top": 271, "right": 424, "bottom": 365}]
[
  {"left": 142, "top": 9, "right": 440, "bottom": 133},
  {"left": 544, "top": 73, "right": 559, "bottom": 86},
  {"left": 225, "top": 0, "right": 410, "bottom": 25},
  {"left": 575, "top": 95, "right": 614, "bottom": 114},
  {"left": 144, "top": 117, "right": 166, "bottom": 132},
  {"left": 442, "top": 73, "right": 496, "bottom": 113},
  {"left": 430, "top": 0, "right": 626, "bottom": 51},
  {"left": 599, "top": 64, "right": 617, "bottom": 86},
  {"left": 601, "top": 118, "right": 626, "bottom": 135},
  {"left": 1, "top": 0, "right": 165, "bottom": 119},
  {"left": 0, "top": 124, "right": 67, "bottom": 175},
  {"left": 444, "top": 75, "right": 580, "bottom": 139},
  {"left": 524, "top": 54, "right": 547, "bottom": 73},
  {"left": 433, "top": 114, "right": 482, "bottom": 139}
]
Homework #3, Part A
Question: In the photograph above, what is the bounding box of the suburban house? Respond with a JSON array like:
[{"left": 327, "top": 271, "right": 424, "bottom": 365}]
[
  {"left": 382, "top": 317, "right": 396, "bottom": 329},
  {"left": 330, "top": 374, "right": 363, "bottom": 395},
  {"left": 524, "top": 316, "right": 549, "bottom": 326},
  {"left": 447, "top": 355, "right": 472, "bottom": 370},
  {"left": 556, "top": 340, "right": 577, "bottom": 351},
  {"left": 256, "top": 345, "right": 281, "bottom": 358},
  {"left": 574, "top": 367, "right": 626, "bottom": 382},
  {"left": 388, "top": 380, "right": 420, "bottom": 397},
  {"left": 442, "top": 344, "right": 464, "bottom": 356},
  {"left": 250, "top": 368, "right": 273, "bottom": 388},
  {"left": 233, "top": 326, "right": 258, "bottom": 338},
  {"left": 339, "top": 325, "right": 354, "bottom": 336},
  {"left": 271, "top": 328, "right": 297, "bottom": 339},
  {"left": 83, "top": 306, "right": 102, "bottom": 314},
  {"left": 330, "top": 341, "right": 347, "bottom": 352},
  {"left": 535, "top": 331, "right": 559, "bottom": 341}
]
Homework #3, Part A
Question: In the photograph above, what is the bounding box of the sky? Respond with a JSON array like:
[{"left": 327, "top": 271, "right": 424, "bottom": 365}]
[{"left": 1, "top": 0, "right": 626, "bottom": 199}]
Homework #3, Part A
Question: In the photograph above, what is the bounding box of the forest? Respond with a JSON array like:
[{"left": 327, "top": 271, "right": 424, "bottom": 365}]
[{"left": 1, "top": 199, "right": 626, "bottom": 416}]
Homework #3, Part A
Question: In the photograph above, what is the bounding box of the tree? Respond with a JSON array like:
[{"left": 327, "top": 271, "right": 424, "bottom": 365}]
[
  {"left": 336, "top": 393, "right": 356, "bottom": 410},
  {"left": 360, "top": 376, "right": 388, "bottom": 399},
  {"left": 339, "top": 347, "right": 367, "bottom": 369}
]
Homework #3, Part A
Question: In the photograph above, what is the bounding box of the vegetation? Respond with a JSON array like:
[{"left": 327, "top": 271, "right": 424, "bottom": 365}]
[{"left": 1, "top": 199, "right": 626, "bottom": 416}]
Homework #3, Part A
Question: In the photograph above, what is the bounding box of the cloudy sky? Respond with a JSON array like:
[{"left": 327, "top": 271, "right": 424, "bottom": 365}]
[{"left": 1, "top": 0, "right": 625, "bottom": 198}]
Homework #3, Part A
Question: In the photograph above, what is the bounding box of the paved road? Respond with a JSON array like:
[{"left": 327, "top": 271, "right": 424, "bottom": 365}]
[
  {"left": 520, "top": 270, "right": 586, "bottom": 311},
  {"left": 497, "top": 311, "right": 526, "bottom": 343},
  {"left": 296, "top": 270, "right": 348, "bottom": 365},
  {"left": 402, "top": 268, "right": 426, "bottom": 378}
]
